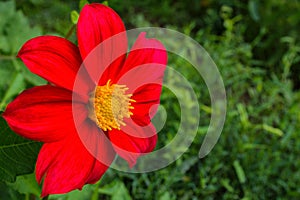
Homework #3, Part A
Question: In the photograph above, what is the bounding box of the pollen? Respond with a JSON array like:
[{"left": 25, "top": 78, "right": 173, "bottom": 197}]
[{"left": 88, "top": 80, "right": 135, "bottom": 131}]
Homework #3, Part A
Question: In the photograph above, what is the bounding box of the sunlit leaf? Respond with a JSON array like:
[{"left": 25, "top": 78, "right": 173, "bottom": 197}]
[
  {"left": 233, "top": 160, "right": 246, "bottom": 184},
  {"left": 70, "top": 10, "right": 79, "bottom": 24}
]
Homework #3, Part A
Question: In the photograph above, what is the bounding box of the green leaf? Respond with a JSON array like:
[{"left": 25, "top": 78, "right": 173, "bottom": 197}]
[
  {"left": 0, "top": 61, "right": 15, "bottom": 87},
  {"left": 0, "top": 72, "right": 25, "bottom": 110},
  {"left": 0, "top": 0, "right": 42, "bottom": 54},
  {"left": 0, "top": 0, "right": 15, "bottom": 32},
  {"left": 0, "top": 116, "right": 42, "bottom": 182},
  {"left": 101, "top": 1, "right": 109, "bottom": 6},
  {"left": 6, "top": 173, "right": 41, "bottom": 196},
  {"left": 29, "top": 0, "right": 44, "bottom": 5},
  {"left": 262, "top": 124, "right": 283, "bottom": 137},
  {"left": 49, "top": 184, "right": 95, "bottom": 200},
  {"left": 6, "top": 11, "right": 42, "bottom": 54},
  {"left": 179, "top": 156, "right": 198, "bottom": 174},
  {"left": 0, "top": 37, "right": 10, "bottom": 53},
  {"left": 220, "top": 179, "right": 234, "bottom": 193},
  {"left": 0, "top": 180, "right": 23, "bottom": 200},
  {"left": 159, "top": 192, "right": 171, "bottom": 200},
  {"left": 10, "top": 59, "right": 47, "bottom": 86},
  {"left": 248, "top": 0, "right": 260, "bottom": 21},
  {"left": 98, "top": 179, "right": 132, "bottom": 200},
  {"left": 237, "top": 103, "right": 250, "bottom": 128},
  {"left": 79, "top": 0, "right": 89, "bottom": 10},
  {"left": 233, "top": 160, "right": 246, "bottom": 184},
  {"left": 21, "top": 66, "right": 47, "bottom": 86},
  {"left": 70, "top": 10, "right": 79, "bottom": 24}
]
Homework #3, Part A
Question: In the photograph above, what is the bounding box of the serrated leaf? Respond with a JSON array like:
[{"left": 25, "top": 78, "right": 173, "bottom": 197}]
[
  {"left": 0, "top": 0, "right": 42, "bottom": 54},
  {"left": 6, "top": 11, "right": 42, "bottom": 53},
  {"left": 0, "top": 116, "right": 42, "bottom": 182}
]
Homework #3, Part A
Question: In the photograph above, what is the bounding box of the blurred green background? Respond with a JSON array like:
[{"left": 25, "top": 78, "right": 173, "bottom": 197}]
[{"left": 0, "top": 0, "right": 300, "bottom": 199}]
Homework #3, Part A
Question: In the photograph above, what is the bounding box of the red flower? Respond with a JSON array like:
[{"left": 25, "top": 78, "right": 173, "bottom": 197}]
[{"left": 3, "top": 3, "right": 167, "bottom": 197}]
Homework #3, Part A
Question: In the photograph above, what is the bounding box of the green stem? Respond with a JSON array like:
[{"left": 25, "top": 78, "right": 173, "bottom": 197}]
[
  {"left": 91, "top": 181, "right": 100, "bottom": 200},
  {"left": 25, "top": 193, "right": 29, "bottom": 200},
  {"left": 65, "top": 24, "right": 76, "bottom": 40}
]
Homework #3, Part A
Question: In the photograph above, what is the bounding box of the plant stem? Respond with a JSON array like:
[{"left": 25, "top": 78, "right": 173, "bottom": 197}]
[
  {"left": 25, "top": 193, "right": 29, "bottom": 200},
  {"left": 65, "top": 24, "right": 76, "bottom": 40}
]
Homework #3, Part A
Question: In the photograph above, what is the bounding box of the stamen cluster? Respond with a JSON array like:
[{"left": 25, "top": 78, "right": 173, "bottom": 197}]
[{"left": 89, "top": 80, "right": 135, "bottom": 131}]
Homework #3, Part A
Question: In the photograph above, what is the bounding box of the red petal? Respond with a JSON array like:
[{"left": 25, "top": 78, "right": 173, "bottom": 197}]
[
  {"left": 118, "top": 32, "right": 167, "bottom": 80},
  {"left": 77, "top": 4, "right": 127, "bottom": 85},
  {"left": 18, "top": 36, "right": 93, "bottom": 95},
  {"left": 108, "top": 121, "right": 157, "bottom": 167},
  {"left": 85, "top": 161, "right": 108, "bottom": 184},
  {"left": 117, "top": 32, "right": 167, "bottom": 124},
  {"left": 3, "top": 85, "right": 87, "bottom": 142},
  {"left": 37, "top": 121, "right": 115, "bottom": 197},
  {"left": 37, "top": 130, "right": 92, "bottom": 196},
  {"left": 131, "top": 84, "right": 163, "bottom": 125},
  {"left": 77, "top": 3, "right": 127, "bottom": 60},
  {"left": 78, "top": 121, "right": 116, "bottom": 184}
]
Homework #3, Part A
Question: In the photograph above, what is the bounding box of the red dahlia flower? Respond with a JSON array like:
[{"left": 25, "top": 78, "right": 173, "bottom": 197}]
[{"left": 3, "top": 3, "right": 167, "bottom": 197}]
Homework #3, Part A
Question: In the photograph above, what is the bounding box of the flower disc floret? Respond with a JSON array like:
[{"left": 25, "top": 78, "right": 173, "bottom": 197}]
[{"left": 88, "top": 80, "right": 135, "bottom": 131}]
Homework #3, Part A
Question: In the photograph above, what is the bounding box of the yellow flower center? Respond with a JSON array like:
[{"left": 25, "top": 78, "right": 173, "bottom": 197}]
[{"left": 88, "top": 80, "right": 135, "bottom": 131}]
